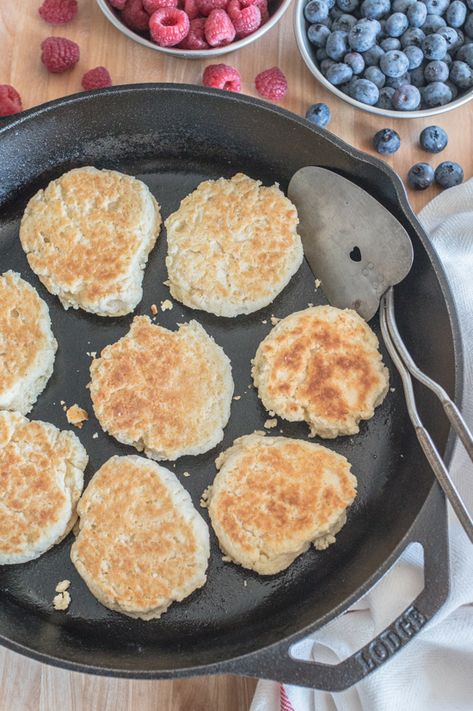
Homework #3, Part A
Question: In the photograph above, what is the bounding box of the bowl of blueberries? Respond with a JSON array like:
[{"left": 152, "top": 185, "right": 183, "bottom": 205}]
[{"left": 295, "top": 0, "right": 473, "bottom": 116}]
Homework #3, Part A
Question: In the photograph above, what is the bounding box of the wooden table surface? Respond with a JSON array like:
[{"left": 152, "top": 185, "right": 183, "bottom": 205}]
[{"left": 0, "top": 1, "right": 471, "bottom": 709}]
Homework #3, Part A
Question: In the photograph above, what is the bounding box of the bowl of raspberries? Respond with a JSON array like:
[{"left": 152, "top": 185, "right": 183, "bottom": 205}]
[
  {"left": 97, "top": 0, "right": 291, "bottom": 56},
  {"left": 295, "top": 0, "right": 473, "bottom": 116}
]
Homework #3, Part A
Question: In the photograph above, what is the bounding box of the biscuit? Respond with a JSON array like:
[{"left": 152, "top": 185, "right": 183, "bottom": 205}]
[
  {"left": 208, "top": 433, "right": 357, "bottom": 575},
  {"left": 19, "top": 167, "right": 161, "bottom": 317},
  {"left": 71, "top": 455, "right": 210, "bottom": 619},
  {"left": 165, "top": 173, "right": 303, "bottom": 317},
  {"left": 252, "top": 306, "right": 389, "bottom": 438}
]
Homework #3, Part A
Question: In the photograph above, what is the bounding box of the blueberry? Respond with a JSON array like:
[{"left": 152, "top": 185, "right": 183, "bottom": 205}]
[
  {"left": 360, "top": 0, "right": 390, "bottom": 19},
  {"left": 408, "top": 163, "right": 435, "bottom": 189},
  {"left": 326, "top": 61, "right": 354, "bottom": 84},
  {"left": 332, "top": 13, "right": 358, "bottom": 32},
  {"left": 421, "top": 81, "right": 453, "bottom": 105},
  {"left": 392, "top": 0, "right": 416, "bottom": 11},
  {"left": 381, "top": 37, "right": 402, "bottom": 50},
  {"left": 392, "top": 83, "right": 421, "bottom": 108},
  {"left": 455, "top": 42, "right": 473, "bottom": 66},
  {"left": 452, "top": 29, "right": 465, "bottom": 49},
  {"left": 326, "top": 0, "right": 336, "bottom": 7},
  {"left": 316, "top": 48, "right": 329, "bottom": 60},
  {"left": 380, "top": 49, "right": 410, "bottom": 76},
  {"left": 424, "top": 60, "right": 450, "bottom": 81},
  {"left": 306, "top": 102, "right": 332, "bottom": 127},
  {"left": 385, "top": 12, "right": 409, "bottom": 37},
  {"left": 386, "top": 70, "right": 411, "bottom": 86},
  {"left": 377, "top": 85, "right": 396, "bottom": 106},
  {"left": 344, "top": 51, "right": 366, "bottom": 73},
  {"left": 446, "top": 79, "right": 459, "bottom": 97},
  {"left": 446, "top": 1, "right": 468, "bottom": 28},
  {"left": 410, "top": 65, "right": 426, "bottom": 85},
  {"left": 320, "top": 58, "right": 337, "bottom": 74},
  {"left": 336, "top": 0, "right": 359, "bottom": 11},
  {"left": 308, "top": 23, "right": 332, "bottom": 47},
  {"left": 364, "top": 64, "right": 387, "bottom": 85},
  {"left": 419, "top": 125, "right": 448, "bottom": 152},
  {"left": 422, "top": 33, "right": 448, "bottom": 60},
  {"left": 349, "top": 20, "right": 379, "bottom": 51},
  {"left": 422, "top": 15, "right": 446, "bottom": 34},
  {"left": 344, "top": 76, "right": 361, "bottom": 95},
  {"left": 435, "top": 161, "right": 464, "bottom": 188},
  {"left": 437, "top": 27, "right": 460, "bottom": 50},
  {"left": 467, "top": 0, "right": 473, "bottom": 8},
  {"left": 404, "top": 44, "right": 424, "bottom": 68},
  {"left": 443, "top": 51, "right": 452, "bottom": 65},
  {"left": 423, "top": 0, "right": 449, "bottom": 15},
  {"left": 373, "top": 128, "right": 401, "bottom": 153},
  {"left": 407, "top": 1, "right": 427, "bottom": 27},
  {"left": 400, "top": 27, "right": 425, "bottom": 47},
  {"left": 326, "top": 30, "right": 350, "bottom": 59},
  {"left": 450, "top": 59, "right": 473, "bottom": 86},
  {"left": 305, "top": 0, "right": 329, "bottom": 23},
  {"left": 351, "top": 77, "right": 380, "bottom": 103},
  {"left": 363, "top": 44, "right": 386, "bottom": 64},
  {"left": 464, "top": 13, "right": 473, "bottom": 37}
]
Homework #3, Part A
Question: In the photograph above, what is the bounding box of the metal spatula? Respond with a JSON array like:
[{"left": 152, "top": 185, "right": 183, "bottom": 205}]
[{"left": 288, "top": 166, "right": 473, "bottom": 542}]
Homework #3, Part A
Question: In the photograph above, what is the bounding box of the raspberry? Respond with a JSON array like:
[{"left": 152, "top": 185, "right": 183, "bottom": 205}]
[
  {"left": 253, "top": 0, "right": 268, "bottom": 22},
  {"left": 143, "top": 0, "right": 177, "bottom": 12},
  {"left": 255, "top": 67, "right": 287, "bottom": 101},
  {"left": 204, "top": 9, "right": 236, "bottom": 46},
  {"left": 40, "top": 36, "right": 80, "bottom": 73},
  {"left": 197, "top": 0, "right": 227, "bottom": 16},
  {"left": 178, "top": 17, "right": 209, "bottom": 48},
  {"left": 203, "top": 64, "right": 241, "bottom": 91},
  {"left": 108, "top": 0, "right": 127, "bottom": 8},
  {"left": 121, "top": 0, "right": 149, "bottom": 31},
  {"left": 183, "top": 0, "right": 200, "bottom": 20},
  {"left": 38, "top": 0, "right": 78, "bottom": 24},
  {"left": 227, "top": 0, "right": 260, "bottom": 37},
  {"left": 0, "top": 85, "right": 22, "bottom": 117},
  {"left": 149, "top": 7, "right": 190, "bottom": 46},
  {"left": 81, "top": 67, "right": 113, "bottom": 90}
]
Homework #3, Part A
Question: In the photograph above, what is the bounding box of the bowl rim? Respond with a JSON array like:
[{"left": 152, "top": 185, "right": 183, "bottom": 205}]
[
  {"left": 293, "top": 0, "right": 473, "bottom": 119},
  {"left": 96, "top": 0, "right": 294, "bottom": 59}
]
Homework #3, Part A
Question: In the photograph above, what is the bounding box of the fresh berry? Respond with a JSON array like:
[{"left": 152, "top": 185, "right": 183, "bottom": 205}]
[
  {"left": 109, "top": 0, "right": 127, "bottom": 8},
  {"left": 380, "top": 37, "right": 401, "bottom": 51},
  {"left": 422, "top": 33, "right": 448, "bottom": 60},
  {"left": 351, "top": 77, "right": 379, "bottom": 103},
  {"left": 385, "top": 70, "right": 411, "bottom": 87},
  {"left": 450, "top": 60, "right": 473, "bottom": 88},
  {"left": 385, "top": 12, "right": 409, "bottom": 38},
  {"left": 121, "top": 0, "right": 150, "bottom": 30},
  {"left": 422, "top": 15, "right": 446, "bottom": 34},
  {"left": 455, "top": 43, "right": 473, "bottom": 67},
  {"left": 308, "top": 23, "right": 331, "bottom": 47},
  {"left": 376, "top": 85, "right": 396, "bottom": 107},
  {"left": 40, "top": 36, "right": 80, "bottom": 73},
  {"left": 363, "top": 44, "right": 385, "bottom": 65},
  {"left": 327, "top": 30, "right": 350, "bottom": 60},
  {"left": 203, "top": 63, "right": 241, "bottom": 90},
  {"left": 255, "top": 66, "right": 288, "bottom": 100},
  {"left": 438, "top": 26, "right": 459, "bottom": 50},
  {"left": 0, "top": 85, "right": 22, "bottom": 117},
  {"left": 349, "top": 20, "right": 378, "bottom": 52},
  {"left": 373, "top": 128, "right": 401, "bottom": 154},
  {"left": 465, "top": 13, "right": 473, "bottom": 37},
  {"left": 424, "top": 59, "right": 449, "bottom": 82},
  {"left": 419, "top": 125, "right": 448, "bottom": 153},
  {"left": 336, "top": 0, "right": 359, "bottom": 11},
  {"left": 446, "top": 0, "right": 467, "bottom": 27},
  {"left": 305, "top": 102, "right": 332, "bottom": 127},
  {"left": 227, "top": 0, "right": 261, "bottom": 37},
  {"left": 81, "top": 66, "right": 113, "bottom": 90},
  {"left": 321, "top": 58, "right": 337, "bottom": 74},
  {"left": 435, "top": 161, "right": 464, "bottom": 188},
  {"left": 424, "top": 0, "right": 449, "bottom": 15},
  {"left": 408, "top": 162, "right": 435, "bottom": 189},
  {"left": 178, "top": 17, "right": 209, "bottom": 47},
  {"left": 400, "top": 27, "right": 425, "bottom": 47},
  {"left": 253, "top": 0, "right": 269, "bottom": 22},
  {"left": 406, "top": 2, "right": 427, "bottom": 28},
  {"left": 380, "top": 50, "right": 410, "bottom": 77},
  {"left": 304, "top": 0, "right": 329, "bottom": 23},
  {"left": 392, "top": 0, "right": 415, "bottom": 11},
  {"left": 143, "top": 0, "right": 178, "bottom": 11},
  {"left": 183, "top": 0, "right": 200, "bottom": 19},
  {"left": 360, "top": 0, "right": 390, "bottom": 19},
  {"left": 326, "top": 61, "right": 354, "bottom": 84},
  {"left": 421, "top": 80, "right": 453, "bottom": 105},
  {"left": 205, "top": 9, "right": 236, "bottom": 45},
  {"left": 364, "top": 64, "right": 386, "bottom": 86},
  {"left": 197, "top": 0, "right": 228, "bottom": 16},
  {"left": 38, "top": 0, "right": 77, "bottom": 24},
  {"left": 392, "top": 83, "right": 421, "bottom": 108},
  {"left": 332, "top": 14, "right": 357, "bottom": 32},
  {"left": 344, "top": 51, "right": 365, "bottom": 73},
  {"left": 149, "top": 7, "right": 190, "bottom": 45},
  {"left": 404, "top": 44, "right": 424, "bottom": 69}
]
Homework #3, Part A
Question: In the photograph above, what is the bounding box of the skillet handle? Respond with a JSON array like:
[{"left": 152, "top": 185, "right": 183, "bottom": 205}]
[{"left": 227, "top": 485, "right": 449, "bottom": 691}]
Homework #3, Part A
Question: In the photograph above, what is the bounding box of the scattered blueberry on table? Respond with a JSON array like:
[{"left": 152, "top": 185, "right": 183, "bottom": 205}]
[
  {"left": 435, "top": 160, "right": 464, "bottom": 185},
  {"left": 373, "top": 127, "right": 402, "bottom": 152},
  {"left": 408, "top": 161, "right": 435, "bottom": 187},
  {"left": 304, "top": 0, "right": 473, "bottom": 110},
  {"left": 420, "top": 124, "right": 449, "bottom": 150},
  {"left": 305, "top": 102, "right": 332, "bottom": 126}
]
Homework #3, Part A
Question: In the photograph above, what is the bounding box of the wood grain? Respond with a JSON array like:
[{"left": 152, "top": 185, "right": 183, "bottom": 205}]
[{"left": 0, "top": 2, "right": 469, "bottom": 708}]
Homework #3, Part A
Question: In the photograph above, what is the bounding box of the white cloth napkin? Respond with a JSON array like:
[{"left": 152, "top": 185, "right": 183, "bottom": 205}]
[{"left": 250, "top": 180, "right": 473, "bottom": 711}]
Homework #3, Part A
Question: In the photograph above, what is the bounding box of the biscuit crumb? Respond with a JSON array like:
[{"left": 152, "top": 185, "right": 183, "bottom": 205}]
[
  {"left": 243, "top": 580, "right": 248, "bottom": 587},
  {"left": 90, "top": 351, "right": 96, "bottom": 358},
  {"left": 315, "top": 278, "right": 321, "bottom": 289},
  {"left": 92, "top": 432, "right": 99, "bottom": 439},
  {"left": 307, "top": 302, "right": 314, "bottom": 307},
  {"left": 161, "top": 299, "right": 173, "bottom": 311},
  {"left": 200, "top": 486, "right": 211, "bottom": 508},
  {"left": 55, "top": 579, "right": 70, "bottom": 593},
  {"left": 163, "top": 279, "right": 170, "bottom": 287},
  {"left": 233, "top": 395, "right": 241, "bottom": 401},
  {"left": 222, "top": 555, "right": 231, "bottom": 562},
  {"left": 262, "top": 319, "right": 267, "bottom": 324},
  {"left": 53, "top": 590, "right": 71, "bottom": 611},
  {"left": 60, "top": 400, "right": 65, "bottom": 405},
  {"left": 183, "top": 471, "right": 190, "bottom": 478},
  {"left": 150, "top": 303, "right": 158, "bottom": 315},
  {"left": 264, "top": 418, "right": 278, "bottom": 429},
  {"left": 66, "top": 404, "right": 88, "bottom": 428},
  {"left": 390, "top": 387, "right": 395, "bottom": 392},
  {"left": 270, "top": 315, "right": 280, "bottom": 325},
  {"left": 268, "top": 410, "right": 275, "bottom": 417}
]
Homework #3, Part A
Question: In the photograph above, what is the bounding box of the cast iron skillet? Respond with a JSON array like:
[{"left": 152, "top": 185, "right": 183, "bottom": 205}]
[{"left": 0, "top": 85, "right": 462, "bottom": 691}]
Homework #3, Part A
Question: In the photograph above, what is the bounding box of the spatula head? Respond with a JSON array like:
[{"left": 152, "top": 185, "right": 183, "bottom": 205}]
[{"left": 288, "top": 167, "right": 414, "bottom": 321}]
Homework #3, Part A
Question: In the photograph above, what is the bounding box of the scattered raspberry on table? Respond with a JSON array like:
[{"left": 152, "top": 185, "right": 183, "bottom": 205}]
[
  {"left": 38, "top": 0, "right": 78, "bottom": 24},
  {"left": 41, "top": 36, "right": 80, "bottom": 73},
  {"left": 255, "top": 67, "right": 287, "bottom": 101},
  {"left": 0, "top": 85, "right": 22, "bottom": 117},
  {"left": 82, "top": 67, "right": 113, "bottom": 90},
  {"left": 203, "top": 63, "right": 242, "bottom": 91}
]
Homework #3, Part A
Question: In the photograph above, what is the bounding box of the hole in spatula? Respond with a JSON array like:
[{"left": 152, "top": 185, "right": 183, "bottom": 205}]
[{"left": 350, "top": 246, "right": 362, "bottom": 262}]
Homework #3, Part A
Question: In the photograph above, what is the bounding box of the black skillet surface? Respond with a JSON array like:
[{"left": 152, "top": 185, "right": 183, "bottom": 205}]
[{"left": 0, "top": 85, "right": 461, "bottom": 690}]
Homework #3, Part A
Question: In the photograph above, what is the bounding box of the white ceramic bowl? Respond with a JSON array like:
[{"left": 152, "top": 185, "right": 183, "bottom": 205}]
[
  {"left": 294, "top": 0, "right": 473, "bottom": 119},
  {"left": 97, "top": 0, "right": 293, "bottom": 59}
]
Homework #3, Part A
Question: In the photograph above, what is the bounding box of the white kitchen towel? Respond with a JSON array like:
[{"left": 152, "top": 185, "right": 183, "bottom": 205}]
[{"left": 250, "top": 180, "right": 473, "bottom": 711}]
